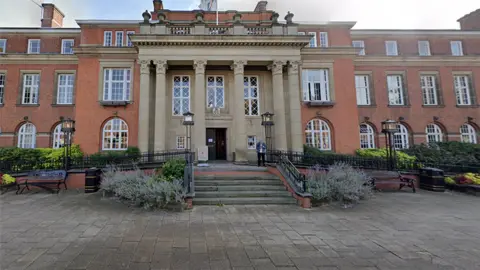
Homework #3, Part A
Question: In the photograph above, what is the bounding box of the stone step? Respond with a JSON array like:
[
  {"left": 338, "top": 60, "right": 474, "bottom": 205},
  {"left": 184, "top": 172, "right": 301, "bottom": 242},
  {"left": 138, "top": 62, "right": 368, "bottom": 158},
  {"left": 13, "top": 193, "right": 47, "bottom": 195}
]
[
  {"left": 195, "top": 174, "right": 279, "bottom": 180},
  {"left": 195, "top": 191, "right": 292, "bottom": 198},
  {"left": 195, "top": 179, "right": 283, "bottom": 186},
  {"left": 195, "top": 185, "right": 286, "bottom": 192},
  {"left": 193, "top": 197, "right": 297, "bottom": 205}
]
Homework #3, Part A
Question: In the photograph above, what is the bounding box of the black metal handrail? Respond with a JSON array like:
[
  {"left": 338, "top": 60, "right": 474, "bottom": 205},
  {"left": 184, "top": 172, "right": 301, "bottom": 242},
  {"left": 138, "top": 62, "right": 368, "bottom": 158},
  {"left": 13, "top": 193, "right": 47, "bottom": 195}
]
[
  {"left": 183, "top": 152, "right": 195, "bottom": 195},
  {"left": 278, "top": 154, "right": 307, "bottom": 193}
]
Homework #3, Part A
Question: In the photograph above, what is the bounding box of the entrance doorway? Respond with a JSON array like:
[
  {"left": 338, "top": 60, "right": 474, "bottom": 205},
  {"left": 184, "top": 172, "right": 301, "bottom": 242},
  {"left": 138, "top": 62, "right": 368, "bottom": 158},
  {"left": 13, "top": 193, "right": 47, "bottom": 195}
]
[{"left": 206, "top": 128, "right": 227, "bottom": 160}]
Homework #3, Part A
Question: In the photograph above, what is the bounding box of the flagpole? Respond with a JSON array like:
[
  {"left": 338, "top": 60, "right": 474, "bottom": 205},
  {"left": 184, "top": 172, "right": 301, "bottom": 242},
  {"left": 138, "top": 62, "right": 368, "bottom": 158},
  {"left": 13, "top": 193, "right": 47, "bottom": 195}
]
[{"left": 216, "top": 0, "right": 219, "bottom": 25}]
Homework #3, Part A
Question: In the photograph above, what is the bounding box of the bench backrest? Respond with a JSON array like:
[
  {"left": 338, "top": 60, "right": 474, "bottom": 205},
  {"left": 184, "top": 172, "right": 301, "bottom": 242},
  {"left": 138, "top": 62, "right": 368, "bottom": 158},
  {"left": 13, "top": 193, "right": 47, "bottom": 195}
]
[{"left": 28, "top": 170, "right": 67, "bottom": 180}]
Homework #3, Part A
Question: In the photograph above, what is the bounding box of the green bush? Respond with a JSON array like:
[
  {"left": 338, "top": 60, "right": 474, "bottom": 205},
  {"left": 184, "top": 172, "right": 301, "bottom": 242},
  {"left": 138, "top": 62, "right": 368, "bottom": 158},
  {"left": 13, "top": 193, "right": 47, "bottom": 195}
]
[
  {"left": 88, "top": 147, "right": 141, "bottom": 167},
  {"left": 403, "top": 142, "right": 480, "bottom": 167},
  {"left": 356, "top": 148, "right": 416, "bottom": 164},
  {"left": 161, "top": 158, "right": 186, "bottom": 181}
]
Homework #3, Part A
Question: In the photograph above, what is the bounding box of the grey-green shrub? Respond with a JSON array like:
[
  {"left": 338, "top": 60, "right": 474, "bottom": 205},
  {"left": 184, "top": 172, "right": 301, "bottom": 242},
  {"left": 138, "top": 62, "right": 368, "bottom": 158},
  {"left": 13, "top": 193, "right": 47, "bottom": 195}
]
[{"left": 307, "top": 163, "right": 373, "bottom": 206}]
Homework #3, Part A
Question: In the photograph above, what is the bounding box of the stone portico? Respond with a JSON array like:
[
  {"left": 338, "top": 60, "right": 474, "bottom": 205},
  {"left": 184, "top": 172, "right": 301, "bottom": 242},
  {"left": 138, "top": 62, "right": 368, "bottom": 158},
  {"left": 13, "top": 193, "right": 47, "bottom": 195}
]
[{"left": 131, "top": 18, "right": 310, "bottom": 162}]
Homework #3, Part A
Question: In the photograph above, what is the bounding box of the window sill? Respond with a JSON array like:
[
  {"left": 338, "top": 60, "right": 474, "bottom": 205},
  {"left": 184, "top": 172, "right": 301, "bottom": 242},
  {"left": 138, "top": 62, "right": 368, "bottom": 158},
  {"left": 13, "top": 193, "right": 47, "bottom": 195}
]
[
  {"left": 456, "top": 105, "right": 479, "bottom": 108},
  {"left": 51, "top": 104, "right": 75, "bottom": 107},
  {"left": 357, "top": 105, "right": 376, "bottom": 108},
  {"left": 422, "top": 105, "right": 445, "bottom": 108},
  {"left": 387, "top": 105, "right": 411, "bottom": 108},
  {"left": 99, "top": 101, "right": 131, "bottom": 107},
  {"left": 304, "top": 101, "right": 335, "bottom": 107},
  {"left": 16, "top": 104, "right": 40, "bottom": 107}
]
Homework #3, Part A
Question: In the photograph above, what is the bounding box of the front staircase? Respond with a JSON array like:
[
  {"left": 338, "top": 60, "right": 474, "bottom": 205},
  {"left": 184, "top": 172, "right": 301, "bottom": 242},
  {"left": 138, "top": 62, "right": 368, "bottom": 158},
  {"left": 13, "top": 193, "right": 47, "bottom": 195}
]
[{"left": 193, "top": 165, "right": 297, "bottom": 205}]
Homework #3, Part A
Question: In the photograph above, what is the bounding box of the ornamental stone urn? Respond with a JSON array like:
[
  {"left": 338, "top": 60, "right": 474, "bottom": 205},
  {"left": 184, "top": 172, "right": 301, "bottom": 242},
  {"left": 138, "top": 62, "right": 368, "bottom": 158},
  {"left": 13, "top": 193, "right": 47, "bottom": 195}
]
[
  {"left": 195, "top": 11, "right": 204, "bottom": 23},
  {"left": 233, "top": 12, "right": 242, "bottom": 24},
  {"left": 157, "top": 11, "right": 167, "bottom": 23},
  {"left": 285, "top": 11, "right": 294, "bottom": 24},
  {"left": 271, "top": 12, "right": 280, "bottom": 24},
  {"left": 142, "top": 10, "right": 151, "bottom": 24}
]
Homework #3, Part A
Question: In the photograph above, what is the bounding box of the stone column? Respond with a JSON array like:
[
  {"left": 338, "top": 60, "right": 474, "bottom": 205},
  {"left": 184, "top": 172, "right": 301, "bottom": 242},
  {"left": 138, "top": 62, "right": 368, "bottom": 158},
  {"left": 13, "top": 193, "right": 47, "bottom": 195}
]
[
  {"left": 288, "top": 60, "right": 304, "bottom": 153},
  {"left": 138, "top": 59, "right": 151, "bottom": 153},
  {"left": 268, "top": 60, "right": 288, "bottom": 151},
  {"left": 231, "top": 60, "right": 248, "bottom": 162},
  {"left": 154, "top": 60, "right": 168, "bottom": 151},
  {"left": 193, "top": 60, "right": 207, "bottom": 154}
]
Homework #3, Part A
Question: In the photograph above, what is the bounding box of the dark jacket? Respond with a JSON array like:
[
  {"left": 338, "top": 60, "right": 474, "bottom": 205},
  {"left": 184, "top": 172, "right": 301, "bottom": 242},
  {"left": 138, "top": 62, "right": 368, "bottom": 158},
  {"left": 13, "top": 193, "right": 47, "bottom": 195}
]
[{"left": 256, "top": 141, "right": 267, "bottom": 153}]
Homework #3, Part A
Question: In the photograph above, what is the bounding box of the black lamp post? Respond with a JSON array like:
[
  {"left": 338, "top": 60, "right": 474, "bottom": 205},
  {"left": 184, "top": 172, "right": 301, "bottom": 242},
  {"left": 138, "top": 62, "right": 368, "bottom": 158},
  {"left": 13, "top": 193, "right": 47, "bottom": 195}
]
[
  {"left": 381, "top": 119, "right": 397, "bottom": 171},
  {"left": 261, "top": 112, "right": 274, "bottom": 151},
  {"left": 182, "top": 112, "right": 194, "bottom": 152},
  {"left": 61, "top": 118, "right": 75, "bottom": 171}
]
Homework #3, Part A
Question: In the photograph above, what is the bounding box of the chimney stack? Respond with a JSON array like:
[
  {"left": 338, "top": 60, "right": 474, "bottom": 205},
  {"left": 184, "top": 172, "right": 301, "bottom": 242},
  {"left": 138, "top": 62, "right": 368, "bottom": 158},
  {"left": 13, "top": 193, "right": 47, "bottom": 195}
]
[
  {"left": 41, "top": 3, "right": 65, "bottom": 28},
  {"left": 153, "top": 0, "right": 164, "bottom": 12},
  {"left": 254, "top": 1, "right": 268, "bottom": 12},
  {"left": 457, "top": 8, "right": 480, "bottom": 30}
]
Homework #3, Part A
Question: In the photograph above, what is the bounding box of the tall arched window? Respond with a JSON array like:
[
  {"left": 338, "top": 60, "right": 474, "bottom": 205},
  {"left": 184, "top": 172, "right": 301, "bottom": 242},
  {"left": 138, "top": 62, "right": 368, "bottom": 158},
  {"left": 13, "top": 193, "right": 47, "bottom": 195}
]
[
  {"left": 359, "top": 123, "right": 375, "bottom": 149},
  {"left": 393, "top": 123, "right": 409, "bottom": 149},
  {"left": 305, "top": 119, "right": 331, "bottom": 150},
  {"left": 52, "top": 123, "right": 65, "bottom": 149},
  {"left": 18, "top": 123, "right": 36, "bottom": 149},
  {"left": 426, "top": 123, "right": 443, "bottom": 143},
  {"left": 102, "top": 118, "right": 128, "bottom": 150},
  {"left": 460, "top": 123, "right": 477, "bottom": 144}
]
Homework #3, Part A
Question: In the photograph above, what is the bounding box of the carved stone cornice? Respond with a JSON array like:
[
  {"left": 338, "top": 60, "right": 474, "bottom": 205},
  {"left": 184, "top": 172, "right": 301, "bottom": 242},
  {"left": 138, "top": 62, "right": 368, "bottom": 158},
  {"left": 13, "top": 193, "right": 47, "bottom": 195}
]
[
  {"left": 230, "top": 60, "right": 247, "bottom": 75},
  {"left": 288, "top": 60, "right": 301, "bottom": 74},
  {"left": 193, "top": 60, "right": 207, "bottom": 74},
  {"left": 154, "top": 60, "right": 168, "bottom": 74},
  {"left": 0, "top": 54, "right": 78, "bottom": 65},
  {"left": 138, "top": 60, "right": 150, "bottom": 74},
  {"left": 354, "top": 55, "right": 480, "bottom": 67},
  {"left": 268, "top": 60, "right": 286, "bottom": 75}
]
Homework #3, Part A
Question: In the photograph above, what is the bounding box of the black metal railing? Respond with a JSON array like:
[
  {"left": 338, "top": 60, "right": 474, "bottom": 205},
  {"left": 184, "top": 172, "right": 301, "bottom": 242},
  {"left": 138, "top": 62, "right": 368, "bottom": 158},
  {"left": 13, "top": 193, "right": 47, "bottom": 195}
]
[
  {"left": 278, "top": 154, "right": 306, "bottom": 193},
  {"left": 183, "top": 152, "right": 195, "bottom": 195}
]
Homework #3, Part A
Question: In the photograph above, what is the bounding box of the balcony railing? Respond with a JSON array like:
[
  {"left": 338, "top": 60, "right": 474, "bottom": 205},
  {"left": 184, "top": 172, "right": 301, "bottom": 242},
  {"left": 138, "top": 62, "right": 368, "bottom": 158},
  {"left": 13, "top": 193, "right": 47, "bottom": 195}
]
[
  {"left": 246, "top": 27, "right": 272, "bottom": 35},
  {"left": 207, "top": 27, "right": 231, "bottom": 35},
  {"left": 169, "top": 26, "right": 192, "bottom": 35},
  {"left": 140, "top": 23, "right": 299, "bottom": 36}
]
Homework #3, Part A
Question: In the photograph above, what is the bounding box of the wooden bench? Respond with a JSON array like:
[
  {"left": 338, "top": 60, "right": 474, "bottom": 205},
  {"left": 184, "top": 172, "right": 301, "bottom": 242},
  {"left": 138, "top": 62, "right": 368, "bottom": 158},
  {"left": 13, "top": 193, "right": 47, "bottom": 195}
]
[
  {"left": 370, "top": 171, "right": 416, "bottom": 193},
  {"left": 16, "top": 170, "right": 68, "bottom": 194}
]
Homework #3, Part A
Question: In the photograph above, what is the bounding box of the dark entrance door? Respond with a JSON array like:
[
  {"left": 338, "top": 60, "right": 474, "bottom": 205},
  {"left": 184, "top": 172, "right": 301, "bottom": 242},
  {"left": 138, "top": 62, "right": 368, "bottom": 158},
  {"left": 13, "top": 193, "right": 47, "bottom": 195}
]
[{"left": 206, "top": 128, "right": 227, "bottom": 160}]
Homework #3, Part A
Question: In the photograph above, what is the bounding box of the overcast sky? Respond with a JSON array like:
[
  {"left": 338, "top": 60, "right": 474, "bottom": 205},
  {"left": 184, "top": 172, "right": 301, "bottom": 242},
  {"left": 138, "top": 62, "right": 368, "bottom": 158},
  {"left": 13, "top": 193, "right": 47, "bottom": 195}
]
[{"left": 0, "top": 0, "right": 478, "bottom": 29}]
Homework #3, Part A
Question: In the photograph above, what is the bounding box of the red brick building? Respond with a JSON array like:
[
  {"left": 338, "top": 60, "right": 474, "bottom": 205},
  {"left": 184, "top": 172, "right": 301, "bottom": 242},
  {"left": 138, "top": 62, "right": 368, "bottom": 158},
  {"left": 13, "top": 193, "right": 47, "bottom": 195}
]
[{"left": 0, "top": 1, "right": 478, "bottom": 160}]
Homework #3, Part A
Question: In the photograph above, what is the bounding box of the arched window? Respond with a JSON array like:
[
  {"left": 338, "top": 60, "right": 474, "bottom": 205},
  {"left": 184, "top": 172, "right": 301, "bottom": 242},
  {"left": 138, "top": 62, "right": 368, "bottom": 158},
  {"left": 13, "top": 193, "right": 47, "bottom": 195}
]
[
  {"left": 102, "top": 118, "right": 128, "bottom": 150},
  {"left": 393, "top": 123, "right": 409, "bottom": 149},
  {"left": 52, "top": 123, "right": 65, "bottom": 149},
  {"left": 18, "top": 123, "right": 36, "bottom": 149},
  {"left": 359, "top": 123, "right": 375, "bottom": 149},
  {"left": 305, "top": 119, "right": 331, "bottom": 150},
  {"left": 460, "top": 123, "right": 477, "bottom": 144},
  {"left": 426, "top": 123, "right": 443, "bottom": 143}
]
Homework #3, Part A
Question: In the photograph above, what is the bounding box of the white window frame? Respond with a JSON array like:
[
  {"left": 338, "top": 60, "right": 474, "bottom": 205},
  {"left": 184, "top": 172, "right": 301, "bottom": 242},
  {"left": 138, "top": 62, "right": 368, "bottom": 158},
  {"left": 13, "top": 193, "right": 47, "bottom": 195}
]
[
  {"left": 244, "top": 76, "right": 260, "bottom": 116},
  {"left": 61, "top": 39, "right": 74, "bottom": 54},
  {"left": 126, "top": 31, "right": 135, "bottom": 47},
  {"left": 426, "top": 124, "right": 443, "bottom": 143},
  {"left": 247, "top": 135, "right": 257, "bottom": 150},
  {"left": 28, "top": 39, "right": 40, "bottom": 54},
  {"left": 52, "top": 123, "right": 65, "bottom": 149},
  {"left": 359, "top": 123, "right": 375, "bottom": 149},
  {"left": 393, "top": 124, "right": 409, "bottom": 149},
  {"left": 172, "top": 75, "right": 191, "bottom": 116},
  {"left": 0, "top": 39, "right": 6, "bottom": 53},
  {"left": 355, "top": 75, "right": 370, "bottom": 105},
  {"left": 385, "top": 40, "right": 398, "bottom": 56},
  {"left": 460, "top": 124, "right": 477, "bottom": 144},
  {"left": 352, "top": 40, "right": 365, "bottom": 55},
  {"left": 453, "top": 75, "right": 472, "bottom": 105},
  {"left": 387, "top": 75, "right": 404, "bottom": 105},
  {"left": 450, "top": 41, "right": 463, "bottom": 56},
  {"left": 115, "top": 31, "right": 124, "bottom": 47},
  {"left": 18, "top": 123, "right": 36, "bottom": 149},
  {"left": 206, "top": 75, "right": 225, "bottom": 108},
  {"left": 103, "top": 31, "right": 113, "bottom": 46},
  {"left": 302, "top": 69, "right": 330, "bottom": 102},
  {"left": 0, "top": 73, "right": 4, "bottom": 105},
  {"left": 305, "top": 119, "right": 331, "bottom": 151},
  {"left": 308, "top": 32, "right": 317, "bottom": 47},
  {"left": 319, "top": 32, "right": 328, "bottom": 47},
  {"left": 57, "top": 74, "right": 75, "bottom": 104},
  {"left": 176, "top": 136, "right": 186, "bottom": 149},
  {"left": 418, "top": 40, "right": 431, "bottom": 56},
  {"left": 103, "top": 68, "right": 131, "bottom": 102},
  {"left": 22, "top": 74, "right": 40, "bottom": 104},
  {"left": 420, "top": 75, "right": 438, "bottom": 105},
  {"left": 102, "top": 118, "right": 129, "bottom": 150}
]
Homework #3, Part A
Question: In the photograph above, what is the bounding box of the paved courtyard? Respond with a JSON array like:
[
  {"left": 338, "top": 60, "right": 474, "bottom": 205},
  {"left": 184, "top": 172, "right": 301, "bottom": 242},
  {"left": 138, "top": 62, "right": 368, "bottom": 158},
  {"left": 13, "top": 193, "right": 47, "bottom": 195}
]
[{"left": 1, "top": 189, "right": 480, "bottom": 270}]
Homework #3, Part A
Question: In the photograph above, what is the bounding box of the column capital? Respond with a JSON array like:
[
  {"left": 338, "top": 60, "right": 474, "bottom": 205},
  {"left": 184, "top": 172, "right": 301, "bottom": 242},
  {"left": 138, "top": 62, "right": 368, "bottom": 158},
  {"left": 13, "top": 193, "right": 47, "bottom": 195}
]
[
  {"left": 154, "top": 60, "right": 168, "bottom": 74},
  {"left": 138, "top": 59, "right": 150, "bottom": 74},
  {"left": 230, "top": 60, "right": 247, "bottom": 75},
  {"left": 268, "top": 60, "right": 287, "bottom": 75},
  {"left": 193, "top": 60, "right": 207, "bottom": 74},
  {"left": 288, "top": 60, "right": 302, "bottom": 74}
]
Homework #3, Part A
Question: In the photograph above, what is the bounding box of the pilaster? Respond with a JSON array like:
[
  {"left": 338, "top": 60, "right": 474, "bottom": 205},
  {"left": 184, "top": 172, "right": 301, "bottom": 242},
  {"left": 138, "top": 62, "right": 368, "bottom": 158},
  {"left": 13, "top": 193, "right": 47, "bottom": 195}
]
[
  {"left": 268, "top": 60, "right": 288, "bottom": 151},
  {"left": 154, "top": 59, "right": 168, "bottom": 151},
  {"left": 288, "top": 60, "right": 304, "bottom": 153},
  {"left": 193, "top": 60, "right": 207, "bottom": 156},
  {"left": 231, "top": 60, "right": 248, "bottom": 162},
  {"left": 138, "top": 59, "right": 151, "bottom": 153}
]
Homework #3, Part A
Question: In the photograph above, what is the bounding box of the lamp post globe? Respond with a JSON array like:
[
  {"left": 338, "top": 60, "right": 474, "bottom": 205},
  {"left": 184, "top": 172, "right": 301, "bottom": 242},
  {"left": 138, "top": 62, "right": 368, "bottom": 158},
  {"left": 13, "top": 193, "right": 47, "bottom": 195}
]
[
  {"left": 261, "top": 112, "right": 274, "bottom": 126},
  {"left": 182, "top": 111, "right": 194, "bottom": 126},
  {"left": 381, "top": 119, "right": 397, "bottom": 134}
]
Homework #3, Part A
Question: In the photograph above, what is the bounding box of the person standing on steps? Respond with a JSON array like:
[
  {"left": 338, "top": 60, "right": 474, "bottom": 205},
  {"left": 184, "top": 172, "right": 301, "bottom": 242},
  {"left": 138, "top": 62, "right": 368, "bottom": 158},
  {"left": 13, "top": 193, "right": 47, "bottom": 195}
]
[{"left": 256, "top": 140, "right": 267, "bottom": 167}]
